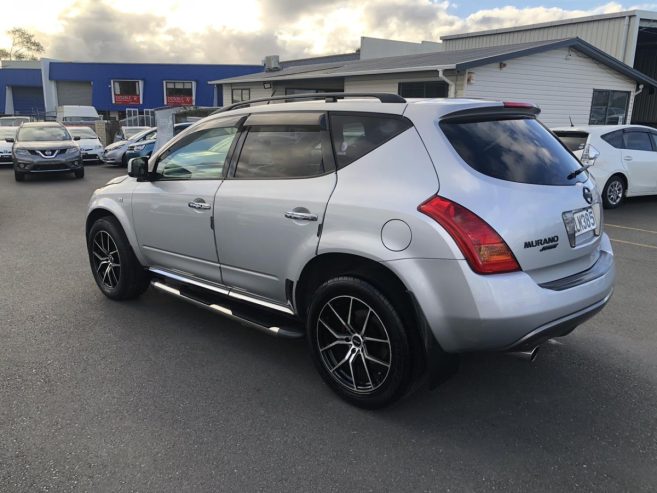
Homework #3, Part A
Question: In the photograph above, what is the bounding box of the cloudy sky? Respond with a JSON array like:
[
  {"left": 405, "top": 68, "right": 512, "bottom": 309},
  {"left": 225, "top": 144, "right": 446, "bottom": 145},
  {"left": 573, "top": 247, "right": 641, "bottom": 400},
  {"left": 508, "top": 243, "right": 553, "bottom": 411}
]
[{"left": 0, "top": 0, "right": 655, "bottom": 64}]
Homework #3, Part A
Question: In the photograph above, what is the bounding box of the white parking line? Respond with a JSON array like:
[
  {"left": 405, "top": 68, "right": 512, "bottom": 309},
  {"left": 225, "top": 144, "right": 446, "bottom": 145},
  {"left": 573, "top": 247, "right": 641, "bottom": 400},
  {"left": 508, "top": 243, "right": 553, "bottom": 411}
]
[
  {"left": 610, "top": 238, "right": 657, "bottom": 250},
  {"left": 606, "top": 224, "right": 657, "bottom": 235}
]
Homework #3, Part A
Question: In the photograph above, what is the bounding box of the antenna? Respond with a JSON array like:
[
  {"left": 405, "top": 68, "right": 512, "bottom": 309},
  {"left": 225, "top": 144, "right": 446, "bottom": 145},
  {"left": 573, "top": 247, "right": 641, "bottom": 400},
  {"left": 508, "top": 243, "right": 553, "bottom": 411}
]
[{"left": 569, "top": 115, "right": 574, "bottom": 127}]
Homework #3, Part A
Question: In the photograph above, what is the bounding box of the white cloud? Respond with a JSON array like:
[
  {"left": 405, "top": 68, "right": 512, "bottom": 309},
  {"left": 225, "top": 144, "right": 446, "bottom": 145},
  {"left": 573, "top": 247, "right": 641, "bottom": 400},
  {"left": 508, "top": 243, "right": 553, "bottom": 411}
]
[{"left": 0, "top": 0, "right": 638, "bottom": 63}]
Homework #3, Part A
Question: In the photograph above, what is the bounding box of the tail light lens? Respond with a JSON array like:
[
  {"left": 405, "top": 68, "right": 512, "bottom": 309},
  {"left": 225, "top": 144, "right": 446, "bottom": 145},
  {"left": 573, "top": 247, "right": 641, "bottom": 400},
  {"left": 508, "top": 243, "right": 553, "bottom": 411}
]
[{"left": 418, "top": 196, "right": 520, "bottom": 274}]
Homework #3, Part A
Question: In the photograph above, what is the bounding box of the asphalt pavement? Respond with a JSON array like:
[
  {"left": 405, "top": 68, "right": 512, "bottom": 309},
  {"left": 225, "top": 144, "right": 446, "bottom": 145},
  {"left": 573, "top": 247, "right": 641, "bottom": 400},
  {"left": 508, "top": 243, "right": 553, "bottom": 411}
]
[{"left": 1, "top": 164, "right": 656, "bottom": 491}]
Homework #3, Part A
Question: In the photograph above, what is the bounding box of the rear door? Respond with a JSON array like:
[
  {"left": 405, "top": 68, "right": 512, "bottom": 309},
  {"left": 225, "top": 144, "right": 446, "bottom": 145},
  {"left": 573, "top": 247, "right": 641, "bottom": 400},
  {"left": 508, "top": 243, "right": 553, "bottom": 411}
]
[
  {"left": 438, "top": 111, "right": 602, "bottom": 283},
  {"left": 213, "top": 112, "right": 336, "bottom": 303},
  {"left": 621, "top": 130, "right": 657, "bottom": 194},
  {"left": 131, "top": 118, "right": 240, "bottom": 284}
]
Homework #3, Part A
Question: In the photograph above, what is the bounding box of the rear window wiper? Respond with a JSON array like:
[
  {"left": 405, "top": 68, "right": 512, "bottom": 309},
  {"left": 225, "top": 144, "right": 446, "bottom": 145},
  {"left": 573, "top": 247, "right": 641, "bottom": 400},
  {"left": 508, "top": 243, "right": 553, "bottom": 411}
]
[{"left": 567, "top": 164, "right": 592, "bottom": 180}]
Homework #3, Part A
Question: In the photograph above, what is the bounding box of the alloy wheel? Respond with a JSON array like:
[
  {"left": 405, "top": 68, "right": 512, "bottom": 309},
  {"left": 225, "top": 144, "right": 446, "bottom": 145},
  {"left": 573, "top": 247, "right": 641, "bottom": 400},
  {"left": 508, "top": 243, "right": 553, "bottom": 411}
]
[
  {"left": 316, "top": 296, "right": 392, "bottom": 394},
  {"left": 92, "top": 230, "right": 121, "bottom": 289},
  {"left": 607, "top": 180, "right": 623, "bottom": 206}
]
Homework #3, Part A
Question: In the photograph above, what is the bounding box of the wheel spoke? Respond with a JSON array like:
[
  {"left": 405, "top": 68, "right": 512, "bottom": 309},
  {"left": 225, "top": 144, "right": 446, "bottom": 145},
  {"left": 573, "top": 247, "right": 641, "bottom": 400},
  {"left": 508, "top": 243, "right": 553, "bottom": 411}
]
[
  {"left": 319, "top": 340, "right": 349, "bottom": 352},
  {"left": 96, "top": 259, "right": 109, "bottom": 273},
  {"left": 319, "top": 318, "right": 345, "bottom": 340},
  {"left": 360, "top": 308, "right": 371, "bottom": 336},
  {"left": 348, "top": 351, "right": 358, "bottom": 390},
  {"left": 360, "top": 352, "right": 374, "bottom": 390},
  {"left": 108, "top": 266, "right": 119, "bottom": 287},
  {"left": 327, "top": 302, "right": 354, "bottom": 334},
  {"left": 329, "top": 351, "right": 351, "bottom": 373},
  {"left": 92, "top": 250, "right": 105, "bottom": 261},
  {"left": 363, "top": 352, "right": 390, "bottom": 368},
  {"left": 347, "top": 297, "right": 353, "bottom": 326},
  {"left": 364, "top": 336, "right": 389, "bottom": 345},
  {"left": 94, "top": 240, "right": 107, "bottom": 256}
]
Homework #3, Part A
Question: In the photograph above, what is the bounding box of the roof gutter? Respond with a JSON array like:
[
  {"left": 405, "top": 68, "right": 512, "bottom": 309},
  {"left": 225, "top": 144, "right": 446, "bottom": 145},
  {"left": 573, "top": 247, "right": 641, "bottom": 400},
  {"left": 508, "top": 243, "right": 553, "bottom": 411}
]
[{"left": 437, "top": 69, "right": 455, "bottom": 97}]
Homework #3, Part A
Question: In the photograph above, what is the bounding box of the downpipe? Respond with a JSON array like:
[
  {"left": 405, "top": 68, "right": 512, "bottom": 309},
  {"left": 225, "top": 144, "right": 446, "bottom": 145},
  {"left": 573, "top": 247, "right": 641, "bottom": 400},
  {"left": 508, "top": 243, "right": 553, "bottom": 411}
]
[{"left": 506, "top": 346, "right": 540, "bottom": 362}]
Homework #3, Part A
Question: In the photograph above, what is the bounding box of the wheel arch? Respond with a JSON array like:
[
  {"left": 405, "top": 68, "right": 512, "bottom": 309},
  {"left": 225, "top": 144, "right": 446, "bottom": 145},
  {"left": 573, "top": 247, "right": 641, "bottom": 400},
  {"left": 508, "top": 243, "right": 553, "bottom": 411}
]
[{"left": 86, "top": 200, "right": 146, "bottom": 265}]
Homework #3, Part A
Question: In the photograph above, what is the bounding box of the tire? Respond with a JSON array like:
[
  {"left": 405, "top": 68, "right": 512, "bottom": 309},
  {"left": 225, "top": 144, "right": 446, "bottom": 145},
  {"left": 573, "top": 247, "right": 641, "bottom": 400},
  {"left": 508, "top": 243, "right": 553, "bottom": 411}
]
[
  {"left": 87, "top": 216, "right": 150, "bottom": 300},
  {"left": 307, "top": 277, "right": 412, "bottom": 409},
  {"left": 14, "top": 170, "right": 25, "bottom": 182},
  {"left": 121, "top": 153, "right": 128, "bottom": 167},
  {"left": 602, "top": 175, "right": 625, "bottom": 209},
  {"left": 74, "top": 167, "right": 85, "bottom": 179}
]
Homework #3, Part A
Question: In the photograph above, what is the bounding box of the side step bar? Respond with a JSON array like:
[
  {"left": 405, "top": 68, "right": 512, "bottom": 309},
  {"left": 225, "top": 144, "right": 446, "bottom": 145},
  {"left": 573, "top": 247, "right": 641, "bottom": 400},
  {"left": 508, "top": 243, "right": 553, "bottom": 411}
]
[{"left": 151, "top": 280, "right": 305, "bottom": 339}]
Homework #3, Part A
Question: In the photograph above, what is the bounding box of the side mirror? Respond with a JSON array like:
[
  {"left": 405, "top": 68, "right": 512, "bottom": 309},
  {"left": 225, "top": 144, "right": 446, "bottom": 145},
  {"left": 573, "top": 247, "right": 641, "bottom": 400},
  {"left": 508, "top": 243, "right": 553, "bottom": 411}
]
[
  {"left": 128, "top": 157, "right": 149, "bottom": 180},
  {"left": 73, "top": 136, "right": 81, "bottom": 141},
  {"left": 5, "top": 137, "right": 14, "bottom": 143}
]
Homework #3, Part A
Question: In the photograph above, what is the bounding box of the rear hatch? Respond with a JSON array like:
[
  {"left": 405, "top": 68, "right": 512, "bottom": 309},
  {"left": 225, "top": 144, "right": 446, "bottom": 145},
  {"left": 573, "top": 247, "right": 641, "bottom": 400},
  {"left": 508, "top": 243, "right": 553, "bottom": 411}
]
[
  {"left": 436, "top": 105, "right": 602, "bottom": 284},
  {"left": 553, "top": 130, "right": 590, "bottom": 160}
]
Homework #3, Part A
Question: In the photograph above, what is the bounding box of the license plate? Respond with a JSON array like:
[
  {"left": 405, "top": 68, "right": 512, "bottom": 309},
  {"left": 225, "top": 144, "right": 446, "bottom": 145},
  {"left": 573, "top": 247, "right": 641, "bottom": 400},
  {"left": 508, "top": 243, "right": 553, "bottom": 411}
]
[{"left": 574, "top": 207, "right": 596, "bottom": 236}]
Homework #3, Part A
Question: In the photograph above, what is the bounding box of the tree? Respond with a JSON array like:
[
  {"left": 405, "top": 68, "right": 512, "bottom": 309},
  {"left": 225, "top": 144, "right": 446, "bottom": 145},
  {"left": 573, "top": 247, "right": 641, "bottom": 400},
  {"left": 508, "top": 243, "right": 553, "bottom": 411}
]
[{"left": 0, "top": 28, "right": 44, "bottom": 61}]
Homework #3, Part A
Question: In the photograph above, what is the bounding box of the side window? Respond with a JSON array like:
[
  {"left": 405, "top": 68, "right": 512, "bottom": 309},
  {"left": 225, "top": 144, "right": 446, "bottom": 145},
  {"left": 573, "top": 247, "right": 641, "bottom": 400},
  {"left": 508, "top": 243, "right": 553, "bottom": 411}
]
[
  {"left": 623, "top": 132, "right": 653, "bottom": 152},
  {"left": 601, "top": 130, "right": 623, "bottom": 149},
  {"left": 329, "top": 114, "right": 412, "bottom": 168},
  {"left": 140, "top": 130, "right": 157, "bottom": 141},
  {"left": 156, "top": 126, "right": 238, "bottom": 180},
  {"left": 651, "top": 134, "right": 657, "bottom": 151},
  {"left": 234, "top": 125, "right": 324, "bottom": 178}
]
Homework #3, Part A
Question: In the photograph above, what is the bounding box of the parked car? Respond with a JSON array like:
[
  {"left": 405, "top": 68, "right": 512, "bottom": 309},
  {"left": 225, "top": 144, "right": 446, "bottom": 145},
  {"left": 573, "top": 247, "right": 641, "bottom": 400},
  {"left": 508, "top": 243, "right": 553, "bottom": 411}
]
[
  {"left": 0, "top": 127, "right": 17, "bottom": 163},
  {"left": 124, "top": 122, "right": 194, "bottom": 162},
  {"left": 86, "top": 94, "right": 615, "bottom": 408},
  {"left": 67, "top": 127, "right": 104, "bottom": 162},
  {"left": 102, "top": 127, "right": 156, "bottom": 166},
  {"left": 9, "top": 121, "right": 83, "bottom": 181},
  {"left": 553, "top": 124, "right": 657, "bottom": 208},
  {"left": 114, "top": 126, "right": 151, "bottom": 143},
  {"left": 56, "top": 105, "right": 101, "bottom": 123},
  {"left": 0, "top": 116, "right": 31, "bottom": 127}
]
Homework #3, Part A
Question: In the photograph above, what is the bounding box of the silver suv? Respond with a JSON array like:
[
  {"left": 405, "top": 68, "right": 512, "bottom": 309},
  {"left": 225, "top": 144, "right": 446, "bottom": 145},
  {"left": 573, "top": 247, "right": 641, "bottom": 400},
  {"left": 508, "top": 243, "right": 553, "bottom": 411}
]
[{"left": 86, "top": 94, "right": 615, "bottom": 408}]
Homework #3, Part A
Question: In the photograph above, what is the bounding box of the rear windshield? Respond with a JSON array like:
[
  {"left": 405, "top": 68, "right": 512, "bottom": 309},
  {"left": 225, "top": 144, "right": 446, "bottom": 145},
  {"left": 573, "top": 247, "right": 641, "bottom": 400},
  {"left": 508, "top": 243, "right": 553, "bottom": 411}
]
[
  {"left": 440, "top": 117, "right": 585, "bottom": 186},
  {"left": 553, "top": 131, "right": 589, "bottom": 152}
]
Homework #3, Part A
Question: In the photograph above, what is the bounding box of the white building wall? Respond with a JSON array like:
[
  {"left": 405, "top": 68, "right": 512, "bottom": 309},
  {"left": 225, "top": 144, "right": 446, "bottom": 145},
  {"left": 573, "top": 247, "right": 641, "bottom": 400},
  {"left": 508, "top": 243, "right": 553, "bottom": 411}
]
[
  {"left": 222, "top": 82, "right": 272, "bottom": 106},
  {"left": 344, "top": 71, "right": 457, "bottom": 94},
  {"left": 462, "top": 46, "right": 636, "bottom": 127}
]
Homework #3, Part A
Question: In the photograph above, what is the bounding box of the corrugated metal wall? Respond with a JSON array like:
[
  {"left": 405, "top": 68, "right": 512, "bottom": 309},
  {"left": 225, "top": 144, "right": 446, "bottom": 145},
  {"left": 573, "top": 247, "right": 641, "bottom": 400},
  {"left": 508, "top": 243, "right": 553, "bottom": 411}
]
[
  {"left": 56, "top": 81, "right": 93, "bottom": 106},
  {"left": 631, "top": 47, "right": 657, "bottom": 124},
  {"left": 443, "top": 17, "right": 632, "bottom": 63},
  {"left": 12, "top": 86, "right": 45, "bottom": 115}
]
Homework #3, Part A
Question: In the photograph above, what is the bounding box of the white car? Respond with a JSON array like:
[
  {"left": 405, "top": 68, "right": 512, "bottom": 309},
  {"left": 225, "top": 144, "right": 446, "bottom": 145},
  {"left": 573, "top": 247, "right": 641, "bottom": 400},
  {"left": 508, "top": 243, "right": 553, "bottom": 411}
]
[
  {"left": 0, "top": 126, "right": 17, "bottom": 163},
  {"left": 67, "top": 126, "right": 104, "bottom": 162},
  {"left": 553, "top": 125, "right": 657, "bottom": 208}
]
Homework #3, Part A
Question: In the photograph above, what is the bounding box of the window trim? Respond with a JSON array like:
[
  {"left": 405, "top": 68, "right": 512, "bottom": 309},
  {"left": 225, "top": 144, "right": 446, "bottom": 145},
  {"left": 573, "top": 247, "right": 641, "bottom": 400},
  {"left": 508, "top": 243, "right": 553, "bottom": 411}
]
[
  {"left": 588, "top": 89, "right": 631, "bottom": 125},
  {"left": 162, "top": 80, "right": 196, "bottom": 106},
  {"left": 226, "top": 114, "right": 336, "bottom": 180},
  {"left": 231, "top": 88, "right": 251, "bottom": 104},
  {"left": 111, "top": 79, "right": 143, "bottom": 105}
]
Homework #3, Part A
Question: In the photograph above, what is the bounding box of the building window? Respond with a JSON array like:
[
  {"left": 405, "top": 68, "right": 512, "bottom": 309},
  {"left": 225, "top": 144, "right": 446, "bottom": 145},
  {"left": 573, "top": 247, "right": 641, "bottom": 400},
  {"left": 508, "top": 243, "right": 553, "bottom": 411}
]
[
  {"left": 398, "top": 81, "right": 448, "bottom": 98},
  {"left": 112, "top": 80, "right": 142, "bottom": 105},
  {"left": 232, "top": 88, "right": 251, "bottom": 104},
  {"left": 164, "top": 81, "right": 195, "bottom": 106},
  {"left": 589, "top": 90, "right": 630, "bottom": 125}
]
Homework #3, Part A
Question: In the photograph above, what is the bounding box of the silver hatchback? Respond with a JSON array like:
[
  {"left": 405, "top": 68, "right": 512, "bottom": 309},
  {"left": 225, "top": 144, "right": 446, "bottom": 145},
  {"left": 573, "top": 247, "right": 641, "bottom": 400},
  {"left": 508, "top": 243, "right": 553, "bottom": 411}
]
[{"left": 86, "top": 93, "right": 614, "bottom": 408}]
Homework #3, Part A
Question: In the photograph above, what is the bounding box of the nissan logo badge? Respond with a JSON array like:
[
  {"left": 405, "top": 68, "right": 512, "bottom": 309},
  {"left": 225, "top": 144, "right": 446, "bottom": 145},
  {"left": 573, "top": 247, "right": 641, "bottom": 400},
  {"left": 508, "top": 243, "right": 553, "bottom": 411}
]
[{"left": 583, "top": 187, "right": 593, "bottom": 204}]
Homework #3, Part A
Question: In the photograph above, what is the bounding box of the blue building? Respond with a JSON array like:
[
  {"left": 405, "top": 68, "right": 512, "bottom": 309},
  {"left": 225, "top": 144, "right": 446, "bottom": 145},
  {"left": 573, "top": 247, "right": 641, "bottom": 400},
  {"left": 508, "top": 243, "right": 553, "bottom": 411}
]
[{"left": 0, "top": 59, "right": 262, "bottom": 118}]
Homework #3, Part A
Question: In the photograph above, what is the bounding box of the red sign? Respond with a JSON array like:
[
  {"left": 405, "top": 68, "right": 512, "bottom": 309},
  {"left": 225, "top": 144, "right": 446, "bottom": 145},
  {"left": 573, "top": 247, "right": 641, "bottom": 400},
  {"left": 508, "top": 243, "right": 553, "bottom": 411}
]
[
  {"left": 166, "top": 95, "right": 194, "bottom": 106},
  {"left": 114, "top": 94, "right": 141, "bottom": 105}
]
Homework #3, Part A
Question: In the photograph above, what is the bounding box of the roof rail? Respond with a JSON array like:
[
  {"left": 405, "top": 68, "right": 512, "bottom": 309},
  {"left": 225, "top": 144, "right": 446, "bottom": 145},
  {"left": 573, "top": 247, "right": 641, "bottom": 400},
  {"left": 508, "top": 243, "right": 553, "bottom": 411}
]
[{"left": 213, "top": 92, "right": 407, "bottom": 114}]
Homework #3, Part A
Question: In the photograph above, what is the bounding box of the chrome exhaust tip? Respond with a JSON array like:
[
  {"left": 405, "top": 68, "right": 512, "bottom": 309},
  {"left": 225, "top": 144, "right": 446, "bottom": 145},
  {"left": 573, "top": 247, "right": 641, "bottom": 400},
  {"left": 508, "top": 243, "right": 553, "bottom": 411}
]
[{"left": 506, "top": 346, "right": 540, "bottom": 362}]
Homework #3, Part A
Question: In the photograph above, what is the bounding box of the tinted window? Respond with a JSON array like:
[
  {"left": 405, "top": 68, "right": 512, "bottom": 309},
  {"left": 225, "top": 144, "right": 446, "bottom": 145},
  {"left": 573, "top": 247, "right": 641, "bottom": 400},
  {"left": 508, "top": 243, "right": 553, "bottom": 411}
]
[
  {"left": 18, "top": 126, "right": 71, "bottom": 142},
  {"left": 330, "top": 114, "right": 412, "bottom": 168},
  {"left": 589, "top": 90, "right": 630, "bottom": 125},
  {"left": 553, "top": 131, "right": 589, "bottom": 152},
  {"left": 623, "top": 132, "right": 653, "bottom": 151},
  {"left": 440, "top": 118, "right": 585, "bottom": 186},
  {"left": 652, "top": 134, "right": 657, "bottom": 150},
  {"left": 235, "top": 126, "right": 324, "bottom": 178},
  {"left": 601, "top": 130, "right": 623, "bottom": 148},
  {"left": 398, "top": 81, "right": 447, "bottom": 98},
  {"left": 157, "top": 126, "right": 238, "bottom": 180}
]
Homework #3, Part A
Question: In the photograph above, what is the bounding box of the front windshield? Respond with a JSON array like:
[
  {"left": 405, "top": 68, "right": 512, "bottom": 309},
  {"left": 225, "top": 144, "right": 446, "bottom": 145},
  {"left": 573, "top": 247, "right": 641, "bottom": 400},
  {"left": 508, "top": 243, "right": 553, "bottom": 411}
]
[
  {"left": 0, "top": 127, "right": 17, "bottom": 139},
  {"left": 18, "top": 126, "right": 71, "bottom": 142},
  {"left": 125, "top": 127, "right": 151, "bottom": 139},
  {"left": 68, "top": 127, "right": 98, "bottom": 139}
]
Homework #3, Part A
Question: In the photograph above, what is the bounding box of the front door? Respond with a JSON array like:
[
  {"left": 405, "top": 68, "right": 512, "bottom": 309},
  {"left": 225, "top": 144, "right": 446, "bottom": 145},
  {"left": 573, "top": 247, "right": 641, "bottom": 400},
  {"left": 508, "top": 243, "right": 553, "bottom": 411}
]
[
  {"left": 214, "top": 113, "right": 336, "bottom": 303},
  {"left": 132, "top": 122, "right": 239, "bottom": 284},
  {"left": 622, "top": 130, "right": 657, "bottom": 194}
]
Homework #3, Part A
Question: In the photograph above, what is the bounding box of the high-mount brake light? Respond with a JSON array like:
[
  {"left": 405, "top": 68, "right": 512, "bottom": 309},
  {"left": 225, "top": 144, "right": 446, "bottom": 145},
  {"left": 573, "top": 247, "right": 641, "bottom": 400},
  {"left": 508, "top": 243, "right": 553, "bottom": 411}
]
[
  {"left": 418, "top": 196, "right": 520, "bottom": 275},
  {"left": 503, "top": 101, "right": 535, "bottom": 109}
]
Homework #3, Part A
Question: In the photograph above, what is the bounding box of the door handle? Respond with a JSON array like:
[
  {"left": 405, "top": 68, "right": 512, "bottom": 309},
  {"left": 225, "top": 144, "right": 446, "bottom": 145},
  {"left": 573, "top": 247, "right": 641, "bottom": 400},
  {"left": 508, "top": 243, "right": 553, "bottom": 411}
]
[
  {"left": 624, "top": 156, "right": 633, "bottom": 161},
  {"left": 285, "top": 211, "right": 318, "bottom": 221},
  {"left": 188, "top": 200, "right": 211, "bottom": 210}
]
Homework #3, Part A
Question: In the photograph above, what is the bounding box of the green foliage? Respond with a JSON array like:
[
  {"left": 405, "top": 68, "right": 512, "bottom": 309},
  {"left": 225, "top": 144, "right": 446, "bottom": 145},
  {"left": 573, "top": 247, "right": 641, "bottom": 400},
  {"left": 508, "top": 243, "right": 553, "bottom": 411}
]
[{"left": 1, "top": 28, "right": 44, "bottom": 61}]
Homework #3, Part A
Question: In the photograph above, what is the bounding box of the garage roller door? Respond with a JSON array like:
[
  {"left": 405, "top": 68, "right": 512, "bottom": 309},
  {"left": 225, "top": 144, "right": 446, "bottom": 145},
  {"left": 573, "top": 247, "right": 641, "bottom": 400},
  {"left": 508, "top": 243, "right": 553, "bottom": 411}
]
[
  {"left": 57, "top": 81, "right": 93, "bottom": 106},
  {"left": 12, "top": 86, "right": 45, "bottom": 115}
]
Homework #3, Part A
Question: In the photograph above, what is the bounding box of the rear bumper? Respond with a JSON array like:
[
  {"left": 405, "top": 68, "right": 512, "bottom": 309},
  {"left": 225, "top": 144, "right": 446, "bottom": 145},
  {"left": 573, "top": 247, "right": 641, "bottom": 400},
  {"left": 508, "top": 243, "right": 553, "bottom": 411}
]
[{"left": 386, "top": 233, "right": 615, "bottom": 353}]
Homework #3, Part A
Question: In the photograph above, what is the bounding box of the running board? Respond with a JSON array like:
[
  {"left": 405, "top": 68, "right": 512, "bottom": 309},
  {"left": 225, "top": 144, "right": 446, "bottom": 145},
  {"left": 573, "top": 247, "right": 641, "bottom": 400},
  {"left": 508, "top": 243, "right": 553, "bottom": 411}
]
[{"left": 150, "top": 280, "right": 305, "bottom": 339}]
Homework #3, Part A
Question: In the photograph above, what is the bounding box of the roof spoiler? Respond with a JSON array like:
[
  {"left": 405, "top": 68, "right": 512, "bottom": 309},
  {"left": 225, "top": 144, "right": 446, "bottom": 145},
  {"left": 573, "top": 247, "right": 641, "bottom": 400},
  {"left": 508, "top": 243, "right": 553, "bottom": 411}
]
[{"left": 441, "top": 102, "right": 540, "bottom": 123}]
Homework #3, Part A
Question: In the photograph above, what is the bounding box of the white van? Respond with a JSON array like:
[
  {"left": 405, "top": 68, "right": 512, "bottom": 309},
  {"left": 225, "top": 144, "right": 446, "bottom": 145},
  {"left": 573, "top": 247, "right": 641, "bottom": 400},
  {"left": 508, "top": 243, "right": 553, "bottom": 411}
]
[{"left": 56, "top": 106, "right": 101, "bottom": 123}]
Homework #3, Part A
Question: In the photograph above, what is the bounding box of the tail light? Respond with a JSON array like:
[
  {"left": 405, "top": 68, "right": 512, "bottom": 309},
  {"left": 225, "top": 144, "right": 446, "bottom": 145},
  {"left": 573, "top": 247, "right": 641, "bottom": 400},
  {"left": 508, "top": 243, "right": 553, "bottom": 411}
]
[{"left": 418, "top": 196, "right": 520, "bottom": 274}]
